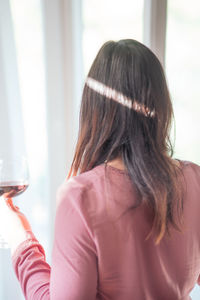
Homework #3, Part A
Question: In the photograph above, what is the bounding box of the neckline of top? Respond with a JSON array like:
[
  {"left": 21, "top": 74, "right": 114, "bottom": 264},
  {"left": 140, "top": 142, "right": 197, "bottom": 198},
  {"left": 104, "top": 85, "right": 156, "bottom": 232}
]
[
  {"left": 104, "top": 163, "right": 128, "bottom": 175},
  {"left": 98, "top": 159, "right": 191, "bottom": 176}
]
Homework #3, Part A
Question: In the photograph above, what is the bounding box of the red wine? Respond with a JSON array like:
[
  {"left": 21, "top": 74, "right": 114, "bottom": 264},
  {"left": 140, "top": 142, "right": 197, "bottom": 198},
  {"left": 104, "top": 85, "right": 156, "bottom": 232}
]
[{"left": 0, "top": 182, "right": 28, "bottom": 198}]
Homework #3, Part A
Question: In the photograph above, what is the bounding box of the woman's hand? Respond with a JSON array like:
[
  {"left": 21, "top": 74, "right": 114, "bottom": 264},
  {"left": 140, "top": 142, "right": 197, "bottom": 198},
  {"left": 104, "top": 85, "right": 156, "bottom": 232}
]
[{"left": 0, "top": 197, "right": 32, "bottom": 254}]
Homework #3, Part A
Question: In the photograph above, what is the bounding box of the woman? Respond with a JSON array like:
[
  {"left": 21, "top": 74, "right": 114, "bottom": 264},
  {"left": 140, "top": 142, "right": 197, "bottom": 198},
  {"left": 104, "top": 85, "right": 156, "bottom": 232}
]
[{"left": 0, "top": 39, "right": 200, "bottom": 300}]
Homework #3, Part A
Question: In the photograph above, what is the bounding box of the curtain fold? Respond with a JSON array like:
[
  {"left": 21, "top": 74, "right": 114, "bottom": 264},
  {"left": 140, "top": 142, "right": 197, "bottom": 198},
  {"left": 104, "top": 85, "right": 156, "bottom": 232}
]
[{"left": 0, "top": 0, "right": 25, "bottom": 158}]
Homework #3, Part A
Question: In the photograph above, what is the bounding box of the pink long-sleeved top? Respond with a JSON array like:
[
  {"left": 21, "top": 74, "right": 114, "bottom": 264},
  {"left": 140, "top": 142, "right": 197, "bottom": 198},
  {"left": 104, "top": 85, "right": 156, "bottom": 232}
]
[{"left": 12, "top": 161, "right": 200, "bottom": 300}]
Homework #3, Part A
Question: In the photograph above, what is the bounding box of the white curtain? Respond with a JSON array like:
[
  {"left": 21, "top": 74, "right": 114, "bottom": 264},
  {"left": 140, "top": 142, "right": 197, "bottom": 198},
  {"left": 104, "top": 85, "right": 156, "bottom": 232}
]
[
  {"left": 0, "top": 1, "right": 25, "bottom": 298},
  {"left": 0, "top": 0, "right": 82, "bottom": 298}
]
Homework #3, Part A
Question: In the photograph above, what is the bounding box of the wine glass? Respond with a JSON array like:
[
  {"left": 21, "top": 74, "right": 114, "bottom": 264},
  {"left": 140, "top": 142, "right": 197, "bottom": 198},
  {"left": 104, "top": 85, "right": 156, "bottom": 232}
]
[{"left": 0, "top": 155, "right": 29, "bottom": 248}]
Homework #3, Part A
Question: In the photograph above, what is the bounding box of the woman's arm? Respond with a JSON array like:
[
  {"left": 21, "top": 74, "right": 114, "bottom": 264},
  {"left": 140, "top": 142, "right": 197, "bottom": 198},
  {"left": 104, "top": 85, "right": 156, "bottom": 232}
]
[
  {"left": 12, "top": 238, "right": 51, "bottom": 299},
  {"left": 49, "top": 183, "right": 98, "bottom": 299},
  {"left": 1, "top": 180, "right": 98, "bottom": 300}
]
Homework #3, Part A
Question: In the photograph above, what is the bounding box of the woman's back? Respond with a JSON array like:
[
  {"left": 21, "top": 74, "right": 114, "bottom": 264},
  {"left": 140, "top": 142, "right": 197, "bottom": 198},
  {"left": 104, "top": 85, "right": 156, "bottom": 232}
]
[{"left": 56, "top": 160, "right": 200, "bottom": 300}]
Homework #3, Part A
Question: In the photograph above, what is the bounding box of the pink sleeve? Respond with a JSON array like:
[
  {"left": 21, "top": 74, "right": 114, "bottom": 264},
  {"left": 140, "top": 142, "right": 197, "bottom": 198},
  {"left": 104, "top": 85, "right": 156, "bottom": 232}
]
[{"left": 12, "top": 182, "right": 98, "bottom": 300}]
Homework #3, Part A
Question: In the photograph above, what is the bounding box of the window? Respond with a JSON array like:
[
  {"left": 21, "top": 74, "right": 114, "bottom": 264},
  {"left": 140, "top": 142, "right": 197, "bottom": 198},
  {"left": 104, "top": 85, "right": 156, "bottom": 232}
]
[
  {"left": 82, "top": 0, "right": 144, "bottom": 74},
  {"left": 166, "top": 1, "right": 200, "bottom": 298},
  {"left": 166, "top": 0, "right": 200, "bottom": 165}
]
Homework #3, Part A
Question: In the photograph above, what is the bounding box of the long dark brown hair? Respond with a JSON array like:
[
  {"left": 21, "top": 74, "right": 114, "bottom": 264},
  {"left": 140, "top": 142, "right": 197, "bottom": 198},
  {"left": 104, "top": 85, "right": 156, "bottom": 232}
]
[{"left": 68, "top": 39, "right": 184, "bottom": 244}]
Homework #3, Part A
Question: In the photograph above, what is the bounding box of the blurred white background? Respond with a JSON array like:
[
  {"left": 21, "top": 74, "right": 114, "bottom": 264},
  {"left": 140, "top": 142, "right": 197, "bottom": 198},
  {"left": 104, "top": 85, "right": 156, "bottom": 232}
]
[{"left": 0, "top": 0, "right": 199, "bottom": 299}]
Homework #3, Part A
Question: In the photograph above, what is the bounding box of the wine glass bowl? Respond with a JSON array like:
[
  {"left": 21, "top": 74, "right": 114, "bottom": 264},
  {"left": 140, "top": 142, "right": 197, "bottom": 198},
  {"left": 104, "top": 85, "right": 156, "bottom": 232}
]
[{"left": 0, "top": 182, "right": 28, "bottom": 198}]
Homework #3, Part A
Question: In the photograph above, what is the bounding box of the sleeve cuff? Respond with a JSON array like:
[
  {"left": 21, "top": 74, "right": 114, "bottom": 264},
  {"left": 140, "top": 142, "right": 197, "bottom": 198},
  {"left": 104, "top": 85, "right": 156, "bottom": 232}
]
[{"left": 11, "top": 230, "right": 45, "bottom": 262}]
